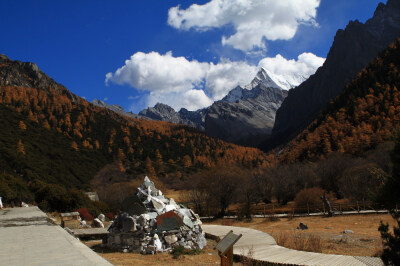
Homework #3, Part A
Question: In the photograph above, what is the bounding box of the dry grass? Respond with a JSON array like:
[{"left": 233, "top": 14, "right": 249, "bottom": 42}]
[
  {"left": 207, "top": 214, "right": 396, "bottom": 256},
  {"left": 83, "top": 239, "right": 226, "bottom": 265},
  {"left": 163, "top": 189, "right": 186, "bottom": 203},
  {"left": 274, "top": 231, "right": 322, "bottom": 253}
]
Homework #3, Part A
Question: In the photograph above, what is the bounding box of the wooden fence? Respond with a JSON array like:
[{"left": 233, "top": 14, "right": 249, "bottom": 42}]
[{"left": 224, "top": 201, "right": 390, "bottom": 217}]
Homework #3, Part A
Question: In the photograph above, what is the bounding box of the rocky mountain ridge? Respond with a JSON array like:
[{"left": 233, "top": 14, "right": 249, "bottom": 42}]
[
  {"left": 268, "top": 0, "right": 400, "bottom": 151},
  {"left": 0, "top": 54, "right": 77, "bottom": 101},
  {"left": 137, "top": 67, "right": 297, "bottom": 146},
  {"left": 205, "top": 83, "right": 288, "bottom": 146},
  {"left": 92, "top": 99, "right": 147, "bottom": 120}
]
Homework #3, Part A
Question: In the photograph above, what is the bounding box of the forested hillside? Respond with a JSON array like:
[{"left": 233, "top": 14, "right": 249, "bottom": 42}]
[
  {"left": 279, "top": 37, "right": 400, "bottom": 162},
  {"left": 0, "top": 55, "right": 270, "bottom": 210}
]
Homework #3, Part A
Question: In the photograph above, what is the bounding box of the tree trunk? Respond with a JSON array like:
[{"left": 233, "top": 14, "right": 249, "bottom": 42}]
[{"left": 320, "top": 192, "right": 333, "bottom": 217}]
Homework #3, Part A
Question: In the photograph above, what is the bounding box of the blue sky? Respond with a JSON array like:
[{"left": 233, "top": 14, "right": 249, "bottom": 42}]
[{"left": 0, "top": 0, "right": 385, "bottom": 113}]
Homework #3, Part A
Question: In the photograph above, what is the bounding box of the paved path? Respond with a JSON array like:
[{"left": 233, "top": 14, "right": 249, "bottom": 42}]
[
  {"left": 202, "top": 224, "right": 383, "bottom": 266},
  {"left": 0, "top": 207, "right": 111, "bottom": 266}
]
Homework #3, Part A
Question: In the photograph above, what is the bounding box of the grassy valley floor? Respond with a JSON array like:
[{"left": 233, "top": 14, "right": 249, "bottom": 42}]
[
  {"left": 207, "top": 214, "right": 395, "bottom": 257},
  {"left": 84, "top": 239, "right": 224, "bottom": 266}
]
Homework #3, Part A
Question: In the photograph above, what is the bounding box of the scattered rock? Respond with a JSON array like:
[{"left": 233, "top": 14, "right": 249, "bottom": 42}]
[
  {"left": 92, "top": 218, "right": 104, "bottom": 228},
  {"left": 343, "top": 230, "right": 354, "bottom": 234},
  {"left": 98, "top": 213, "right": 105, "bottom": 222},
  {"left": 297, "top": 222, "right": 308, "bottom": 230}
]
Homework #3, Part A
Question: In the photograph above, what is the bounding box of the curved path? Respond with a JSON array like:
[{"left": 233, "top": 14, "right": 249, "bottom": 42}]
[{"left": 202, "top": 224, "right": 383, "bottom": 266}]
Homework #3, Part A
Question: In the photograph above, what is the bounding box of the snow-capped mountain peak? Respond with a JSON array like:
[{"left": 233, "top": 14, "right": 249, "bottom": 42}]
[
  {"left": 244, "top": 68, "right": 305, "bottom": 91},
  {"left": 223, "top": 67, "right": 306, "bottom": 103},
  {"left": 222, "top": 86, "right": 244, "bottom": 103}
]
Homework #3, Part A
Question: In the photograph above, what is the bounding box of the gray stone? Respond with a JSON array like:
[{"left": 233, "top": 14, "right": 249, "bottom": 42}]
[
  {"left": 137, "top": 215, "right": 146, "bottom": 226},
  {"left": 156, "top": 211, "right": 183, "bottom": 231},
  {"left": 122, "top": 217, "right": 136, "bottom": 232},
  {"left": 164, "top": 234, "right": 178, "bottom": 245},
  {"left": 114, "top": 235, "right": 121, "bottom": 245},
  {"left": 183, "top": 216, "right": 194, "bottom": 229},
  {"left": 92, "top": 218, "right": 104, "bottom": 228},
  {"left": 297, "top": 222, "right": 308, "bottom": 230},
  {"left": 343, "top": 230, "right": 354, "bottom": 234},
  {"left": 98, "top": 214, "right": 106, "bottom": 222}
]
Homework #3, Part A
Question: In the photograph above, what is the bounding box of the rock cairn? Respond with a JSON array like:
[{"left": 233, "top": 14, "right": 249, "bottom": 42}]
[{"left": 105, "top": 176, "right": 206, "bottom": 254}]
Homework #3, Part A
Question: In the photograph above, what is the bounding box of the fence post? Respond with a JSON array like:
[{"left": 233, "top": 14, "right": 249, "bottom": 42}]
[
  {"left": 307, "top": 203, "right": 310, "bottom": 215},
  {"left": 339, "top": 203, "right": 342, "bottom": 214},
  {"left": 357, "top": 201, "right": 360, "bottom": 213},
  {"left": 263, "top": 206, "right": 266, "bottom": 217},
  {"left": 322, "top": 203, "right": 325, "bottom": 215},
  {"left": 363, "top": 198, "right": 366, "bottom": 211}
]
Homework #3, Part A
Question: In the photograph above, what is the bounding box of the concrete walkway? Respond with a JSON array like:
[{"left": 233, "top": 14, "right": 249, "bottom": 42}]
[
  {"left": 0, "top": 207, "right": 111, "bottom": 266},
  {"left": 202, "top": 224, "right": 383, "bottom": 266}
]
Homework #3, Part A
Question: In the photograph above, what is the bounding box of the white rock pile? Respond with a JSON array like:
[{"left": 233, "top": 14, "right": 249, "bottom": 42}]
[{"left": 105, "top": 176, "right": 207, "bottom": 254}]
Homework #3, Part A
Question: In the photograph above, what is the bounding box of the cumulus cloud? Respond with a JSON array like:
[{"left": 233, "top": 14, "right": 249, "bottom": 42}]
[
  {"left": 147, "top": 89, "right": 214, "bottom": 111},
  {"left": 105, "top": 51, "right": 208, "bottom": 93},
  {"left": 106, "top": 51, "right": 325, "bottom": 111},
  {"left": 106, "top": 51, "right": 258, "bottom": 110},
  {"left": 205, "top": 60, "right": 259, "bottom": 100},
  {"left": 168, "top": 0, "right": 320, "bottom": 51},
  {"left": 258, "top": 52, "right": 325, "bottom": 80}
]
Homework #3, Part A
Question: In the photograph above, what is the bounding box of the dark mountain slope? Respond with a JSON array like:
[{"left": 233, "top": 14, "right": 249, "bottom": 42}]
[
  {"left": 278, "top": 36, "right": 400, "bottom": 162},
  {"left": 0, "top": 55, "right": 269, "bottom": 192},
  {"left": 268, "top": 0, "right": 400, "bottom": 151}
]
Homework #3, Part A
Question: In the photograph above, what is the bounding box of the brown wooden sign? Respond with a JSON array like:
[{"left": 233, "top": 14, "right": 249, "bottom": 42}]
[{"left": 215, "top": 230, "right": 242, "bottom": 266}]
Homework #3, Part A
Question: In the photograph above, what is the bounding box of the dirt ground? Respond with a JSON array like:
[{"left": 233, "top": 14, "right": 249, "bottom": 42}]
[
  {"left": 207, "top": 213, "right": 396, "bottom": 257},
  {"left": 81, "top": 214, "right": 395, "bottom": 264},
  {"left": 83, "top": 238, "right": 234, "bottom": 266}
]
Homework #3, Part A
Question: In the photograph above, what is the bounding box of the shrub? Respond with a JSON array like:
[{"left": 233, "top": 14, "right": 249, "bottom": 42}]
[
  {"left": 106, "top": 212, "right": 115, "bottom": 221},
  {"left": 294, "top": 187, "right": 335, "bottom": 210},
  {"left": 77, "top": 208, "right": 93, "bottom": 221},
  {"left": 171, "top": 246, "right": 202, "bottom": 259},
  {"left": 0, "top": 173, "right": 34, "bottom": 205}
]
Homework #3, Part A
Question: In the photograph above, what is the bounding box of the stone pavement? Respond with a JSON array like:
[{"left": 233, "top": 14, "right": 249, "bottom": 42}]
[
  {"left": 0, "top": 207, "right": 112, "bottom": 266},
  {"left": 203, "top": 224, "right": 384, "bottom": 266}
]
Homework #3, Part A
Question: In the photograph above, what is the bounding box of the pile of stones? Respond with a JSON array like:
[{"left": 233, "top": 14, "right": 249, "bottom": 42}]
[{"left": 105, "top": 176, "right": 207, "bottom": 254}]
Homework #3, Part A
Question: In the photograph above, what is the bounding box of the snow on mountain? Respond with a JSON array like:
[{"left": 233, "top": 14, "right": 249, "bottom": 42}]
[{"left": 223, "top": 67, "right": 305, "bottom": 103}]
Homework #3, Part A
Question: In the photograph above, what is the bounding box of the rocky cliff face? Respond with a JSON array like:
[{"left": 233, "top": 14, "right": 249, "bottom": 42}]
[
  {"left": 138, "top": 67, "right": 295, "bottom": 146},
  {"left": 269, "top": 0, "right": 400, "bottom": 150},
  {"left": 0, "top": 54, "right": 77, "bottom": 101},
  {"left": 205, "top": 83, "right": 287, "bottom": 146},
  {"left": 139, "top": 103, "right": 206, "bottom": 130},
  {"left": 92, "top": 99, "right": 147, "bottom": 120}
]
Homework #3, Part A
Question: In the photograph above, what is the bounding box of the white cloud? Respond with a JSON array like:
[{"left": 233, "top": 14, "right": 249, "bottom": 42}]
[
  {"left": 106, "top": 51, "right": 257, "bottom": 110},
  {"left": 106, "top": 51, "right": 324, "bottom": 111},
  {"left": 168, "top": 0, "right": 320, "bottom": 52},
  {"left": 258, "top": 52, "right": 325, "bottom": 79},
  {"left": 147, "top": 89, "right": 214, "bottom": 111},
  {"left": 105, "top": 51, "right": 208, "bottom": 93},
  {"left": 205, "top": 60, "right": 258, "bottom": 100}
]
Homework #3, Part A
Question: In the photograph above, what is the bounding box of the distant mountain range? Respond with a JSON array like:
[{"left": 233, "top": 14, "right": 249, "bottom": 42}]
[
  {"left": 205, "top": 68, "right": 289, "bottom": 146},
  {"left": 99, "top": 67, "right": 299, "bottom": 147}
]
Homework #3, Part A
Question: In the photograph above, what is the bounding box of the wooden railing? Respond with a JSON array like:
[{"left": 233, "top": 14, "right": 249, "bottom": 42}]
[{"left": 223, "top": 201, "right": 388, "bottom": 217}]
